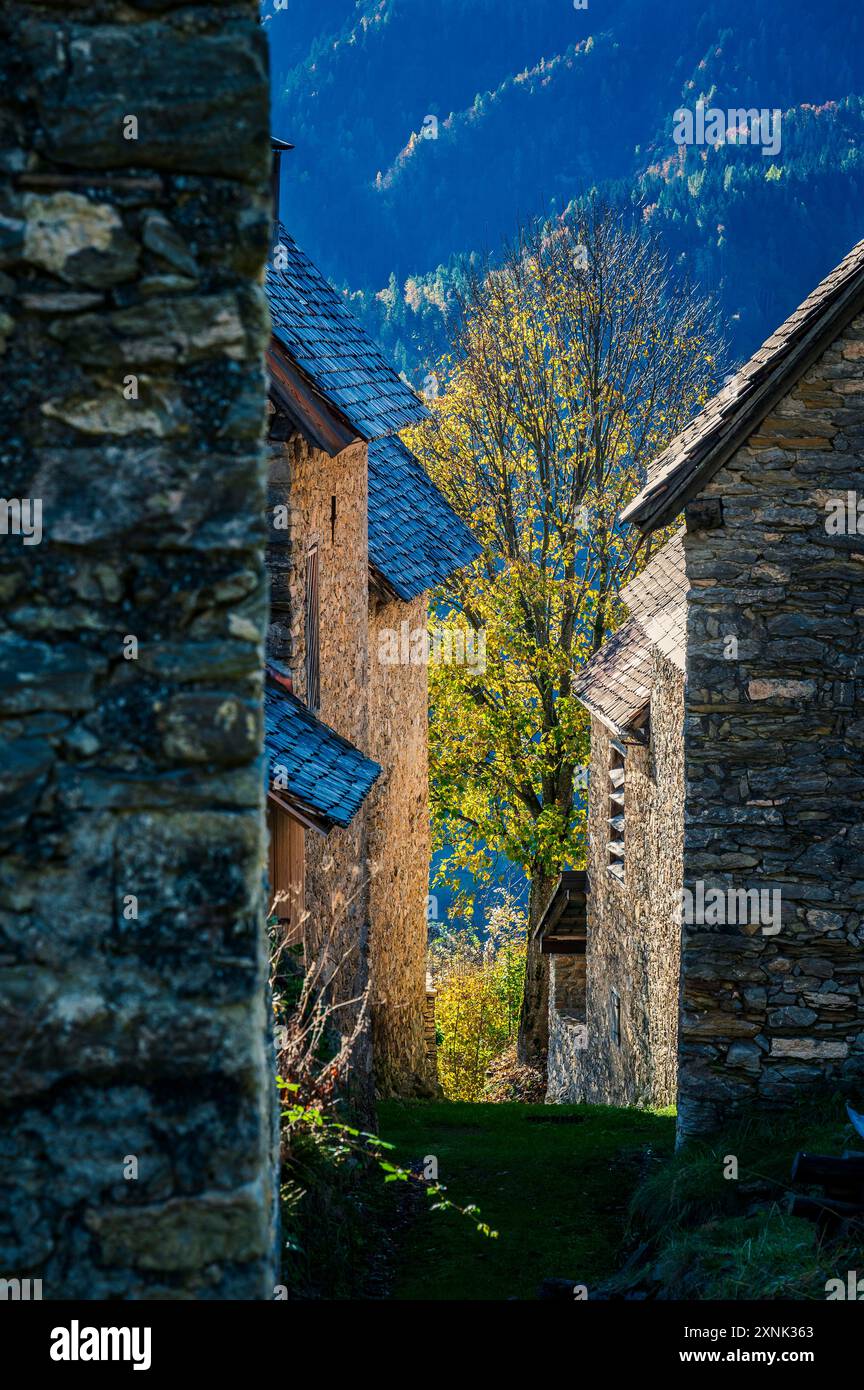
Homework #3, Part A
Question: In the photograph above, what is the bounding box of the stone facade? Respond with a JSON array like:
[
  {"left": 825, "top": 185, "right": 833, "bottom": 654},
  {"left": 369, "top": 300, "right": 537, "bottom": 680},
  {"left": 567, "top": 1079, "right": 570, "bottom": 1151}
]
[
  {"left": 268, "top": 435, "right": 373, "bottom": 1085},
  {"left": 0, "top": 2, "right": 276, "bottom": 1296},
  {"left": 368, "top": 590, "right": 433, "bottom": 1095},
  {"left": 678, "top": 312, "right": 864, "bottom": 1140},
  {"left": 547, "top": 655, "right": 684, "bottom": 1106},
  {"left": 266, "top": 434, "right": 434, "bottom": 1097}
]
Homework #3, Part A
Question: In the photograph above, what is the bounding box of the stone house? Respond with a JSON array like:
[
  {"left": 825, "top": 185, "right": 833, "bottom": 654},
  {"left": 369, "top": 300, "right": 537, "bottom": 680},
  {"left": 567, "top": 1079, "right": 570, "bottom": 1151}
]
[
  {"left": 263, "top": 222, "right": 479, "bottom": 1100},
  {"left": 546, "top": 238, "right": 864, "bottom": 1143},
  {"left": 546, "top": 535, "right": 686, "bottom": 1109}
]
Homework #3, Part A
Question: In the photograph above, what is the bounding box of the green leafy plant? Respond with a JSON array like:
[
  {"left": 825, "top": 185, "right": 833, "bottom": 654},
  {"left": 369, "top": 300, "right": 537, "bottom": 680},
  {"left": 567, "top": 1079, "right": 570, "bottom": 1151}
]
[
  {"left": 280, "top": 1082, "right": 498, "bottom": 1239},
  {"left": 270, "top": 909, "right": 499, "bottom": 1295},
  {"left": 429, "top": 890, "right": 528, "bottom": 1101}
]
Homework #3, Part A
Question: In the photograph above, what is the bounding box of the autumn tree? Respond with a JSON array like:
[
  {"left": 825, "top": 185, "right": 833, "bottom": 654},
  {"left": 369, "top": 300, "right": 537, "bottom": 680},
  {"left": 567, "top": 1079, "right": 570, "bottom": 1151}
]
[{"left": 406, "top": 204, "right": 725, "bottom": 1062}]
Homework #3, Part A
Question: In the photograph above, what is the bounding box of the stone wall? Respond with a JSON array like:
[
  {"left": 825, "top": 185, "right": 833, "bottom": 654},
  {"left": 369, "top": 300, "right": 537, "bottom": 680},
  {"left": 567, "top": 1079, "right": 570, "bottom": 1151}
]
[
  {"left": 546, "top": 954, "right": 588, "bottom": 1101},
  {"left": 679, "top": 312, "right": 864, "bottom": 1141},
  {"left": 547, "top": 655, "right": 684, "bottom": 1106},
  {"left": 267, "top": 435, "right": 373, "bottom": 1087},
  {"left": 0, "top": 1, "right": 275, "bottom": 1296},
  {"left": 368, "top": 590, "right": 434, "bottom": 1096}
]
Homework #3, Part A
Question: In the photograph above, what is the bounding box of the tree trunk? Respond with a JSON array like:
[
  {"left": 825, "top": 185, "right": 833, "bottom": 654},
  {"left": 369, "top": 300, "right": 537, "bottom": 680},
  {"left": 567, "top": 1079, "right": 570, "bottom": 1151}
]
[{"left": 517, "top": 868, "right": 557, "bottom": 1065}]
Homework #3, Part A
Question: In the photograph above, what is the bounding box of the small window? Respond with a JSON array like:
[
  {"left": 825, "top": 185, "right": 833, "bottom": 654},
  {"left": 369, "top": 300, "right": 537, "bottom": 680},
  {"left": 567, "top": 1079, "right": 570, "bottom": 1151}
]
[
  {"left": 610, "top": 988, "right": 621, "bottom": 1046},
  {"left": 305, "top": 544, "right": 320, "bottom": 712},
  {"left": 608, "top": 739, "right": 626, "bottom": 880}
]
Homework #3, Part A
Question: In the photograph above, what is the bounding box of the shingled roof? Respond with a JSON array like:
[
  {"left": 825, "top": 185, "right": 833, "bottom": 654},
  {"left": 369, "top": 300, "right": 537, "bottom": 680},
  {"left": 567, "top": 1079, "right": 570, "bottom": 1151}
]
[
  {"left": 572, "top": 616, "right": 654, "bottom": 737},
  {"left": 266, "top": 227, "right": 428, "bottom": 447},
  {"left": 622, "top": 237, "right": 864, "bottom": 533},
  {"left": 620, "top": 530, "right": 688, "bottom": 673},
  {"left": 264, "top": 682, "right": 380, "bottom": 833},
  {"left": 572, "top": 532, "right": 687, "bottom": 734},
  {"left": 368, "top": 436, "right": 482, "bottom": 600}
]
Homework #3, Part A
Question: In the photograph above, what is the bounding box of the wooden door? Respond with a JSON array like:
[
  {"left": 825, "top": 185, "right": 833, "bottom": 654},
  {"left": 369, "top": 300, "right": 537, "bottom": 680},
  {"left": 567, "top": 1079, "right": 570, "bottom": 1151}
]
[{"left": 267, "top": 802, "right": 305, "bottom": 943}]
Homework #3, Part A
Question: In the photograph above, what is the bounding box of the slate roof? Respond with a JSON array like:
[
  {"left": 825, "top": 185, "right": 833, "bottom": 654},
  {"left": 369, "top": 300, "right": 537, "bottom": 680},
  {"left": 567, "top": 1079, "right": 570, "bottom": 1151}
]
[
  {"left": 367, "top": 436, "right": 482, "bottom": 600},
  {"left": 264, "top": 683, "right": 380, "bottom": 831},
  {"left": 620, "top": 531, "right": 688, "bottom": 674},
  {"left": 573, "top": 532, "right": 688, "bottom": 732},
  {"left": 266, "top": 226, "right": 428, "bottom": 441},
  {"left": 572, "top": 616, "right": 654, "bottom": 735},
  {"left": 622, "top": 237, "right": 864, "bottom": 533}
]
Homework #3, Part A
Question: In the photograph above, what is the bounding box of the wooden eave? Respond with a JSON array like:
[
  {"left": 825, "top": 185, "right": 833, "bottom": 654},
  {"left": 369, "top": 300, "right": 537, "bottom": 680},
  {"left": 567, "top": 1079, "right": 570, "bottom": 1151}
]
[
  {"left": 368, "top": 564, "right": 404, "bottom": 605},
  {"left": 579, "top": 696, "right": 650, "bottom": 747},
  {"left": 267, "top": 786, "right": 331, "bottom": 838},
  {"left": 533, "top": 869, "right": 589, "bottom": 950},
  {"left": 267, "top": 337, "right": 362, "bottom": 458},
  {"left": 542, "top": 934, "right": 586, "bottom": 955}
]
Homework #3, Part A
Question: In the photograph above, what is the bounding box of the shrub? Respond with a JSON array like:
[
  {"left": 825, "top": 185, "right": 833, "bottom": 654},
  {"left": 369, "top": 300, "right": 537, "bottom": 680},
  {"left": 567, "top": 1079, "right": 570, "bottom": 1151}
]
[
  {"left": 270, "top": 911, "right": 498, "bottom": 1295},
  {"left": 429, "top": 891, "right": 527, "bottom": 1101},
  {"left": 652, "top": 1210, "right": 826, "bottom": 1301}
]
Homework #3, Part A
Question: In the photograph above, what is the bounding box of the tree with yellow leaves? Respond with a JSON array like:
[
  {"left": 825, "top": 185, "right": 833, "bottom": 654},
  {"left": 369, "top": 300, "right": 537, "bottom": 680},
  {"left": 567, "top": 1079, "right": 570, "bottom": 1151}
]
[{"left": 406, "top": 204, "right": 725, "bottom": 1063}]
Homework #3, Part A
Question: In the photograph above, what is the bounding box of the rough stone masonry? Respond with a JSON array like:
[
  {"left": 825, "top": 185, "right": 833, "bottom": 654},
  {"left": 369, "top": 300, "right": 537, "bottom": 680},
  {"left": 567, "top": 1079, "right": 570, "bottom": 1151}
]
[
  {"left": 679, "top": 314, "right": 864, "bottom": 1141},
  {"left": 0, "top": 2, "right": 277, "bottom": 1296}
]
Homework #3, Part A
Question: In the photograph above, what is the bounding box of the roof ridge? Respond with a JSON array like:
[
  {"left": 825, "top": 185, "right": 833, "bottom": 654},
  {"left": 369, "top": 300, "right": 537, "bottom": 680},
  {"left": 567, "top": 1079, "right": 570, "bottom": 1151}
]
[
  {"left": 266, "top": 226, "right": 428, "bottom": 444},
  {"left": 622, "top": 235, "right": 864, "bottom": 533}
]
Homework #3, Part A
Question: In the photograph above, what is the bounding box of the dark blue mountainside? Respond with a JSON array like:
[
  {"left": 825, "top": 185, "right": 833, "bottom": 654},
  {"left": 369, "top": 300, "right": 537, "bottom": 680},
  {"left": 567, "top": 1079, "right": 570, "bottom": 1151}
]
[{"left": 264, "top": 0, "right": 864, "bottom": 380}]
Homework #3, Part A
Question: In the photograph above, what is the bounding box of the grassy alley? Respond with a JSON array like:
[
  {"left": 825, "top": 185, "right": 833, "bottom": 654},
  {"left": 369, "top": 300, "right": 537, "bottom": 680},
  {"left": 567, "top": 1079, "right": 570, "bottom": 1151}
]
[{"left": 377, "top": 1100, "right": 675, "bottom": 1300}]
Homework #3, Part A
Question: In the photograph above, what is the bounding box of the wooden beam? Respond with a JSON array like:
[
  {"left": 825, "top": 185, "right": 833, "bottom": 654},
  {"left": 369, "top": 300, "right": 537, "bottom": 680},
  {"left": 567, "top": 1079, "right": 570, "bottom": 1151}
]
[
  {"left": 790, "top": 1194, "right": 864, "bottom": 1222},
  {"left": 536, "top": 890, "right": 568, "bottom": 940},
  {"left": 542, "top": 935, "right": 587, "bottom": 955},
  {"left": 792, "top": 1152, "right": 864, "bottom": 1189},
  {"left": 267, "top": 788, "right": 330, "bottom": 838},
  {"left": 267, "top": 340, "right": 360, "bottom": 458},
  {"left": 532, "top": 869, "right": 588, "bottom": 940}
]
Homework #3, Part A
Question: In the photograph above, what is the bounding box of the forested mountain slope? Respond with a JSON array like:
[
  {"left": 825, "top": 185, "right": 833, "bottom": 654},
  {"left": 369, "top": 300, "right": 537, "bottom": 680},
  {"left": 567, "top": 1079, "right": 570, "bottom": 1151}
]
[{"left": 265, "top": 0, "right": 864, "bottom": 379}]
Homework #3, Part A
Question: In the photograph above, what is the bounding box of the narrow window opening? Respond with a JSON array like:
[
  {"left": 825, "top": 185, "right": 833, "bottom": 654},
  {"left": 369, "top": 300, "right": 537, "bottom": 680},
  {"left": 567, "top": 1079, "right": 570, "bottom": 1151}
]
[
  {"left": 610, "top": 987, "right": 621, "bottom": 1046},
  {"left": 608, "top": 739, "right": 626, "bottom": 881},
  {"left": 330, "top": 495, "right": 337, "bottom": 544}
]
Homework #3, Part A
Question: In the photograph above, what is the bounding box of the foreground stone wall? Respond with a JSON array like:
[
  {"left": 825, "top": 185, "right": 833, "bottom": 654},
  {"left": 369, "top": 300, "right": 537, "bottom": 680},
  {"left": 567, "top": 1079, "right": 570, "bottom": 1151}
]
[
  {"left": 0, "top": 1, "right": 275, "bottom": 1298},
  {"left": 679, "top": 313, "right": 864, "bottom": 1141},
  {"left": 547, "top": 657, "right": 683, "bottom": 1107}
]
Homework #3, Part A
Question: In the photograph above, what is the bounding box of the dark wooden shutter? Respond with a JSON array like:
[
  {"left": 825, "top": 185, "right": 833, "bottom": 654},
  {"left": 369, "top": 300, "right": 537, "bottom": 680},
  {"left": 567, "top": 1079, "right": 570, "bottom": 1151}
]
[
  {"left": 305, "top": 544, "right": 320, "bottom": 711},
  {"left": 610, "top": 988, "right": 621, "bottom": 1046},
  {"left": 267, "top": 803, "right": 305, "bottom": 941}
]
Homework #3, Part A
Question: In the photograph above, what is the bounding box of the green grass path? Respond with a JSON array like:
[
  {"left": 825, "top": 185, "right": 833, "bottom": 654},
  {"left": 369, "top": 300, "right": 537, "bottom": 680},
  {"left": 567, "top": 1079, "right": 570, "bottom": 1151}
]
[{"left": 377, "top": 1100, "right": 675, "bottom": 1301}]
